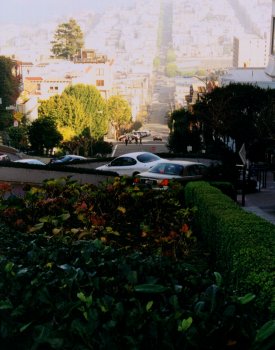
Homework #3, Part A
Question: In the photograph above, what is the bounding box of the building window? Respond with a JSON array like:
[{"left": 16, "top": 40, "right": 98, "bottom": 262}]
[
  {"left": 37, "top": 83, "right": 41, "bottom": 91},
  {"left": 96, "top": 68, "right": 104, "bottom": 76},
  {"left": 96, "top": 80, "right": 104, "bottom": 86}
]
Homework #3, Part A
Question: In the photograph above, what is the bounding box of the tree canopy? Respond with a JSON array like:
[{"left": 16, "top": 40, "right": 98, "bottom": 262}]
[
  {"left": 38, "top": 94, "right": 87, "bottom": 140},
  {"left": 38, "top": 84, "right": 108, "bottom": 141},
  {"left": 64, "top": 84, "right": 108, "bottom": 140},
  {"left": 51, "top": 19, "right": 84, "bottom": 60},
  {"left": 107, "top": 95, "right": 132, "bottom": 140},
  {"left": 167, "top": 108, "right": 201, "bottom": 153},
  {"left": 0, "top": 56, "right": 20, "bottom": 107},
  {"left": 0, "top": 56, "right": 21, "bottom": 129},
  {"left": 193, "top": 83, "right": 275, "bottom": 156},
  {"left": 28, "top": 117, "right": 63, "bottom": 155}
]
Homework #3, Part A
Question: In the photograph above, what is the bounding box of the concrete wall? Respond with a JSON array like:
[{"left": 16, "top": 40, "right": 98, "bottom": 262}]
[{"left": 0, "top": 166, "right": 114, "bottom": 188}]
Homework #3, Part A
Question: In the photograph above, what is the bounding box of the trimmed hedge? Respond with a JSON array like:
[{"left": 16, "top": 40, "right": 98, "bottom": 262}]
[{"left": 184, "top": 181, "right": 275, "bottom": 315}]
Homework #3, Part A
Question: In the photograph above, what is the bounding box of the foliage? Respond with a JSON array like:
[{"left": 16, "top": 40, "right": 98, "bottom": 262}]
[
  {"left": 0, "top": 178, "right": 272, "bottom": 349},
  {"left": 192, "top": 83, "right": 275, "bottom": 159},
  {"left": 51, "top": 18, "right": 84, "bottom": 60},
  {"left": 91, "top": 139, "right": 113, "bottom": 157},
  {"left": 107, "top": 95, "right": 132, "bottom": 140},
  {"left": 0, "top": 56, "right": 21, "bottom": 130},
  {"left": 153, "top": 56, "right": 161, "bottom": 68},
  {"left": 166, "top": 62, "right": 178, "bottom": 77},
  {"left": 0, "top": 56, "right": 20, "bottom": 108},
  {"left": 0, "top": 177, "right": 195, "bottom": 258},
  {"left": 38, "top": 93, "right": 87, "bottom": 138},
  {"left": 28, "top": 116, "right": 63, "bottom": 155},
  {"left": 7, "top": 125, "right": 29, "bottom": 151},
  {"left": 64, "top": 84, "right": 108, "bottom": 141},
  {"left": 184, "top": 181, "right": 275, "bottom": 315},
  {"left": 166, "top": 48, "right": 176, "bottom": 63},
  {"left": 167, "top": 108, "right": 202, "bottom": 153},
  {"left": 38, "top": 84, "right": 108, "bottom": 142}
]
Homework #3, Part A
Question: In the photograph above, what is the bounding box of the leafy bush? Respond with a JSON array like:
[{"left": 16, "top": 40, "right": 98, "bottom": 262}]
[
  {"left": 0, "top": 178, "right": 274, "bottom": 349},
  {"left": 184, "top": 181, "right": 275, "bottom": 316}
]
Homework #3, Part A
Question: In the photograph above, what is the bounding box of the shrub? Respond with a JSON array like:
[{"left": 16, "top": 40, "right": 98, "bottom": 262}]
[{"left": 184, "top": 181, "right": 275, "bottom": 316}]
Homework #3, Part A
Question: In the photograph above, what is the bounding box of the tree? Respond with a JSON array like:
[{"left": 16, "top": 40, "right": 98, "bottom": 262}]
[
  {"left": 51, "top": 19, "right": 84, "bottom": 60},
  {"left": 64, "top": 84, "right": 108, "bottom": 141},
  {"left": 107, "top": 95, "right": 132, "bottom": 140},
  {"left": 28, "top": 117, "right": 63, "bottom": 155},
  {"left": 165, "top": 63, "right": 178, "bottom": 77},
  {"left": 192, "top": 83, "right": 275, "bottom": 160},
  {"left": 167, "top": 108, "right": 202, "bottom": 153},
  {"left": 8, "top": 125, "right": 29, "bottom": 151},
  {"left": 38, "top": 94, "right": 87, "bottom": 139},
  {"left": 0, "top": 56, "right": 21, "bottom": 129}
]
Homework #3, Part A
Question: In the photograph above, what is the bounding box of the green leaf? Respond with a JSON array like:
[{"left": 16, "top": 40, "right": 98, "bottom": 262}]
[
  {"left": 59, "top": 213, "right": 70, "bottom": 221},
  {"left": 134, "top": 284, "right": 168, "bottom": 294},
  {"left": 214, "top": 271, "right": 222, "bottom": 287},
  {"left": 146, "top": 301, "right": 154, "bottom": 311},
  {"left": 20, "top": 322, "right": 32, "bottom": 332},
  {"left": 0, "top": 299, "right": 13, "bottom": 310},
  {"left": 127, "top": 270, "right": 138, "bottom": 284},
  {"left": 178, "top": 317, "right": 193, "bottom": 332},
  {"left": 29, "top": 222, "right": 44, "bottom": 232},
  {"left": 237, "top": 293, "right": 256, "bottom": 305},
  {"left": 255, "top": 320, "right": 275, "bottom": 343}
]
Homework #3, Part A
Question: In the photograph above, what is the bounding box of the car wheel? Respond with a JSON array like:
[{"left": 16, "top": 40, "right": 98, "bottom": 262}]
[{"left": 133, "top": 171, "right": 140, "bottom": 176}]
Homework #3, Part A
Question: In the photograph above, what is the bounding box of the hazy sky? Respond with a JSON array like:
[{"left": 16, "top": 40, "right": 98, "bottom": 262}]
[{"left": 0, "top": 0, "right": 130, "bottom": 25}]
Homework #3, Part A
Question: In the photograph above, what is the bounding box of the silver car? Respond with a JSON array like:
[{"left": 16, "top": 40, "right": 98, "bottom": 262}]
[{"left": 133, "top": 160, "right": 208, "bottom": 189}]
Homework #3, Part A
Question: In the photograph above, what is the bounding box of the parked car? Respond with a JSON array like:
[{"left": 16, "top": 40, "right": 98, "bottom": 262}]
[
  {"left": 49, "top": 155, "right": 87, "bottom": 164},
  {"left": 153, "top": 135, "right": 163, "bottom": 141},
  {"left": 0, "top": 153, "right": 10, "bottom": 162},
  {"left": 133, "top": 160, "right": 208, "bottom": 189},
  {"left": 96, "top": 152, "right": 165, "bottom": 176},
  {"left": 14, "top": 159, "right": 46, "bottom": 165}
]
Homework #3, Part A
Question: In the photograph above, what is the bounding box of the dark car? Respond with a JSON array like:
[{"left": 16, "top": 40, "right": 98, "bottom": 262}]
[{"left": 50, "top": 154, "right": 87, "bottom": 164}]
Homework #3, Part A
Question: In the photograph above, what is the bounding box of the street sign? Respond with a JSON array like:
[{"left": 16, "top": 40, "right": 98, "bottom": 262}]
[{"left": 239, "top": 143, "right": 246, "bottom": 165}]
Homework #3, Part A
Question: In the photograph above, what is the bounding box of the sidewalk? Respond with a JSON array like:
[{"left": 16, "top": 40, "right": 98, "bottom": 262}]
[{"left": 237, "top": 171, "right": 275, "bottom": 225}]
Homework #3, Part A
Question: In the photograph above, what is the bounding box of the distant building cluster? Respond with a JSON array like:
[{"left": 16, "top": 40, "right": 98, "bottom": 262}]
[{"left": 0, "top": 0, "right": 274, "bottom": 120}]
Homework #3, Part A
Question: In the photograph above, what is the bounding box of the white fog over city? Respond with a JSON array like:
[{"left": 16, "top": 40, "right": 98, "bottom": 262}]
[{"left": 0, "top": 0, "right": 274, "bottom": 142}]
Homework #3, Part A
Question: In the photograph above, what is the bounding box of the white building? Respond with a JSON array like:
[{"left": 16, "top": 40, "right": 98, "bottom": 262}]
[
  {"left": 220, "top": 0, "right": 275, "bottom": 89},
  {"left": 233, "top": 34, "right": 269, "bottom": 68}
]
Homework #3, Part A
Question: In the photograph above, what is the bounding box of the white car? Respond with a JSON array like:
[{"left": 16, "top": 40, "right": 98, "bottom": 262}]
[
  {"left": 133, "top": 160, "right": 208, "bottom": 189},
  {"left": 14, "top": 159, "right": 46, "bottom": 165},
  {"left": 96, "top": 152, "right": 165, "bottom": 176}
]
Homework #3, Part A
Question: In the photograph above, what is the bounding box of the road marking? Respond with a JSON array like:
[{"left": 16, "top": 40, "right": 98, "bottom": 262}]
[{"left": 112, "top": 144, "right": 118, "bottom": 157}]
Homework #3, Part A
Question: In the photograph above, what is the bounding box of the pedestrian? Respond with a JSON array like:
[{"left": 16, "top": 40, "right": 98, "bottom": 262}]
[
  {"left": 125, "top": 137, "right": 128, "bottom": 146},
  {"left": 139, "top": 136, "right": 142, "bottom": 144}
]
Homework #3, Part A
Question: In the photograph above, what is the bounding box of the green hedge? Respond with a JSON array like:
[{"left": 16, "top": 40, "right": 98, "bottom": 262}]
[{"left": 184, "top": 181, "right": 275, "bottom": 315}]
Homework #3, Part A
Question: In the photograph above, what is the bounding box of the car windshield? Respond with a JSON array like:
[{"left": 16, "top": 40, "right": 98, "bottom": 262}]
[
  {"left": 136, "top": 153, "right": 161, "bottom": 163},
  {"left": 149, "top": 163, "right": 184, "bottom": 175}
]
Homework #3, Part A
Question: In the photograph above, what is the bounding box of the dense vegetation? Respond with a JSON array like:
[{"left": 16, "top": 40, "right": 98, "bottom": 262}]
[
  {"left": 168, "top": 83, "right": 275, "bottom": 163},
  {"left": 0, "top": 177, "right": 274, "bottom": 349}
]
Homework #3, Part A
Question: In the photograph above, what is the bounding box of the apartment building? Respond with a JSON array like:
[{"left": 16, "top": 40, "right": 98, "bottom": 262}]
[
  {"left": 17, "top": 50, "right": 114, "bottom": 120},
  {"left": 220, "top": 0, "right": 275, "bottom": 89},
  {"left": 233, "top": 34, "right": 269, "bottom": 68}
]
